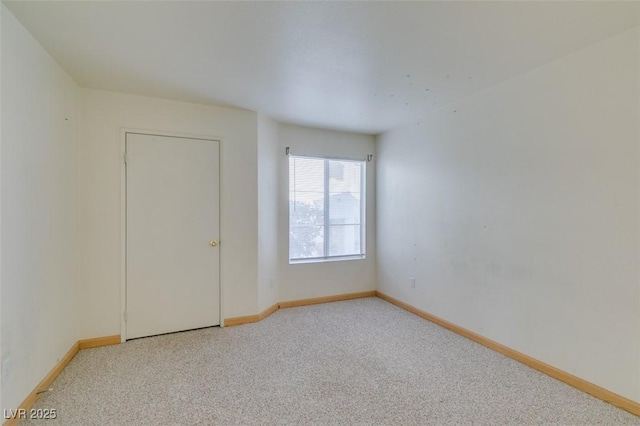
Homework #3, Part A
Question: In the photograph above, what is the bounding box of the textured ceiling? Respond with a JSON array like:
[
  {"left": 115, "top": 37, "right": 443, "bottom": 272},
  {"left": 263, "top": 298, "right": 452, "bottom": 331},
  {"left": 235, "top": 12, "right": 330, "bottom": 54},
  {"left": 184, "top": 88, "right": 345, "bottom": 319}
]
[{"left": 5, "top": 1, "right": 639, "bottom": 134}]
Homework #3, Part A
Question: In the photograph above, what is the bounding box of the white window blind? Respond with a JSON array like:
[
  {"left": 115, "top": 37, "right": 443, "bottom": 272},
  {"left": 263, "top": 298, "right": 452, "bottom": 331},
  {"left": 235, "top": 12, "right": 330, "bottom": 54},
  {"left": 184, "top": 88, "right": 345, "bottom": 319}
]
[{"left": 289, "top": 155, "right": 365, "bottom": 262}]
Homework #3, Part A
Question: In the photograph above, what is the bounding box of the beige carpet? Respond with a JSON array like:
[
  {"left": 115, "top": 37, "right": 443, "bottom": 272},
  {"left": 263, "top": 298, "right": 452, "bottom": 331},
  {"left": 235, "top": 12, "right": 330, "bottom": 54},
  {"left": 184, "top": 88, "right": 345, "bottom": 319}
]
[{"left": 22, "top": 297, "right": 640, "bottom": 425}]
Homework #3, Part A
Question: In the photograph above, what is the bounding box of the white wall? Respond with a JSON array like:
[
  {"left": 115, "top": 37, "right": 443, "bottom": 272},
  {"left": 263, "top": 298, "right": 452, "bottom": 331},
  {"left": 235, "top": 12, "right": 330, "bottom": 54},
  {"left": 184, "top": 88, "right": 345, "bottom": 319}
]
[
  {"left": 257, "top": 115, "right": 280, "bottom": 311},
  {"left": 278, "top": 124, "right": 376, "bottom": 301},
  {"left": 1, "top": 4, "right": 80, "bottom": 411},
  {"left": 78, "top": 89, "right": 259, "bottom": 338},
  {"left": 377, "top": 27, "right": 640, "bottom": 401}
]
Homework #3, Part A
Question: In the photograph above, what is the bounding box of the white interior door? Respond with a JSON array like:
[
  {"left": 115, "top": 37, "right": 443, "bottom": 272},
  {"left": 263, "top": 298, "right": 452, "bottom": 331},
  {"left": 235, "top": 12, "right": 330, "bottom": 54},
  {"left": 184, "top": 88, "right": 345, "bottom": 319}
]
[{"left": 126, "top": 132, "right": 220, "bottom": 339}]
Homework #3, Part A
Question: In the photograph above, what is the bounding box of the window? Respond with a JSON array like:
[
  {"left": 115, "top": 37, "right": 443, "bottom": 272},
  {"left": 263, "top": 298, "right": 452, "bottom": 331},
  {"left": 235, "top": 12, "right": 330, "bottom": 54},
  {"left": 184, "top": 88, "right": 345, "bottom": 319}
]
[{"left": 289, "top": 155, "right": 365, "bottom": 263}]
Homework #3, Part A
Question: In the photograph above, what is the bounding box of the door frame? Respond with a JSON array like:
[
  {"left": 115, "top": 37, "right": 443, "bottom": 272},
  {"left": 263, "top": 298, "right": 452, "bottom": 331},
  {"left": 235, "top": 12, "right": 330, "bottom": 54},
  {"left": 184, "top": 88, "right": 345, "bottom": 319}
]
[{"left": 120, "top": 128, "right": 224, "bottom": 342}]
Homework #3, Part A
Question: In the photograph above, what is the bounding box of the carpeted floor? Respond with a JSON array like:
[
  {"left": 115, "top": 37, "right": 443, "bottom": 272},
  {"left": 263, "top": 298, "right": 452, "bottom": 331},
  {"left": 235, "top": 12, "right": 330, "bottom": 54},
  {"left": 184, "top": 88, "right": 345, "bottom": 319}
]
[{"left": 21, "top": 297, "right": 640, "bottom": 425}]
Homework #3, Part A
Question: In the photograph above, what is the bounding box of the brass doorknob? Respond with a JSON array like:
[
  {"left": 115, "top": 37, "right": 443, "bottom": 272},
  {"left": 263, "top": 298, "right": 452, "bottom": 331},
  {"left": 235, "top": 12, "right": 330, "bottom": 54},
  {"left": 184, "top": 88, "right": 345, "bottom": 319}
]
[{"left": 210, "top": 240, "right": 218, "bottom": 247}]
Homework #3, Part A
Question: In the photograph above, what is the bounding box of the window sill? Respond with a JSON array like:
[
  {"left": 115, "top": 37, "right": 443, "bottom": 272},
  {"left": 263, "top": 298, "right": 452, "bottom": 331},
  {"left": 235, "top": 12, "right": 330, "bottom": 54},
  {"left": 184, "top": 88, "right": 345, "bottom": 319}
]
[{"left": 289, "top": 255, "right": 366, "bottom": 265}]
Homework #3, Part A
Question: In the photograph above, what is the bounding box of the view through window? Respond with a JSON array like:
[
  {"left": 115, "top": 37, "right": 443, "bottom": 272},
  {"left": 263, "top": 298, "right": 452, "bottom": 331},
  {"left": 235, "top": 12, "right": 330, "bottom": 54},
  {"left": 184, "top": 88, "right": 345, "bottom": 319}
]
[{"left": 289, "top": 155, "right": 365, "bottom": 262}]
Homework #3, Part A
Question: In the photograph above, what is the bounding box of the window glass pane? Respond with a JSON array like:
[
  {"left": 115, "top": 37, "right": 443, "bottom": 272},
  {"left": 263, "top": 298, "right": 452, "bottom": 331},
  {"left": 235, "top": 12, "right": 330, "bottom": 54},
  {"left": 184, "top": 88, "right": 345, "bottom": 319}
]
[
  {"left": 289, "top": 198, "right": 324, "bottom": 226},
  {"left": 289, "top": 156, "right": 365, "bottom": 262},
  {"left": 328, "top": 160, "right": 361, "bottom": 226},
  {"left": 290, "top": 157, "right": 325, "bottom": 258},
  {"left": 328, "top": 224, "right": 361, "bottom": 257},
  {"left": 290, "top": 225, "right": 324, "bottom": 259}
]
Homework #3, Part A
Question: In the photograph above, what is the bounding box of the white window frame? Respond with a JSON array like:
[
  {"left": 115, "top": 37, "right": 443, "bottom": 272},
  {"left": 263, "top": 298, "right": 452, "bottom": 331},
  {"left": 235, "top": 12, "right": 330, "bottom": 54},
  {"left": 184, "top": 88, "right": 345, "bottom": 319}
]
[{"left": 289, "top": 154, "right": 366, "bottom": 264}]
